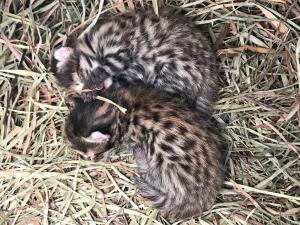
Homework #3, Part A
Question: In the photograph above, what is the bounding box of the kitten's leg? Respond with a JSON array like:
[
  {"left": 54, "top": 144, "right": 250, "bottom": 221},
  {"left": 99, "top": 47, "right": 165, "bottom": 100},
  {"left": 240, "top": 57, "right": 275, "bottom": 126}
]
[
  {"left": 80, "top": 68, "right": 112, "bottom": 101},
  {"left": 128, "top": 142, "right": 170, "bottom": 213},
  {"left": 94, "top": 149, "right": 114, "bottom": 162},
  {"left": 131, "top": 143, "right": 150, "bottom": 174},
  {"left": 81, "top": 69, "right": 143, "bottom": 102},
  {"left": 109, "top": 73, "right": 144, "bottom": 89},
  {"left": 80, "top": 73, "right": 133, "bottom": 101}
]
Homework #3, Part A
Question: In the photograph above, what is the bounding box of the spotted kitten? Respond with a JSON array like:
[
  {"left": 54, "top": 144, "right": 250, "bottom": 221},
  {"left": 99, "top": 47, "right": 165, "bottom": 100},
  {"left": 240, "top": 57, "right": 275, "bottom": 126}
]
[
  {"left": 52, "top": 9, "right": 218, "bottom": 112},
  {"left": 64, "top": 81, "right": 224, "bottom": 219}
]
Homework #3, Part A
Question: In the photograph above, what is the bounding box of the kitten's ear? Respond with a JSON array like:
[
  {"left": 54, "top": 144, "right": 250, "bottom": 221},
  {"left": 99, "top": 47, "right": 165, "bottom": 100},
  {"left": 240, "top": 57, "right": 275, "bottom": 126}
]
[
  {"left": 84, "top": 131, "right": 110, "bottom": 143},
  {"left": 54, "top": 47, "right": 74, "bottom": 66}
]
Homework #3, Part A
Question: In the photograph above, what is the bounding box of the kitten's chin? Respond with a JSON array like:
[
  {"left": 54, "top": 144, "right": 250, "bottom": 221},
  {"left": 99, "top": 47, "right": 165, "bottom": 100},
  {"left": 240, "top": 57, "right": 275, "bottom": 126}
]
[
  {"left": 84, "top": 149, "right": 97, "bottom": 160},
  {"left": 70, "top": 82, "right": 84, "bottom": 93},
  {"left": 83, "top": 148, "right": 111, "bottom": 161}
]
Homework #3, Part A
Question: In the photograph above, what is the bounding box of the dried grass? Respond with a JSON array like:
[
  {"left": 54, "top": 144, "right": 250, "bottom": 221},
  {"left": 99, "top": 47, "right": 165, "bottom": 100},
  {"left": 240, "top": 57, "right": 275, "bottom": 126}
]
[{"left": 0, "top": 0, "right": 299, "bottom": 224}]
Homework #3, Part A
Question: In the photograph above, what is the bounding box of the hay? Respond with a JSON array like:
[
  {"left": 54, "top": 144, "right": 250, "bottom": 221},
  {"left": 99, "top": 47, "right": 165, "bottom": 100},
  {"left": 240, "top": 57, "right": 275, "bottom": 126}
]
[{"left": 0, "top": 0, "right": 299, "bottom": 224}]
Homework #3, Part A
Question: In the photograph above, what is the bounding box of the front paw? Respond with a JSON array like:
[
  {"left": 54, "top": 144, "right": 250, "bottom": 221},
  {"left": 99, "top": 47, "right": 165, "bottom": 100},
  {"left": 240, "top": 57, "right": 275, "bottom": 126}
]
[
  {"left": 80, "top": 79, "right": 110, "bottom": 102},
  {"left": 94, "top": 150, "right": 112, "bottom": 162},
  {"left": 80, "top": 91, "right": 98, "bottom": 102}
]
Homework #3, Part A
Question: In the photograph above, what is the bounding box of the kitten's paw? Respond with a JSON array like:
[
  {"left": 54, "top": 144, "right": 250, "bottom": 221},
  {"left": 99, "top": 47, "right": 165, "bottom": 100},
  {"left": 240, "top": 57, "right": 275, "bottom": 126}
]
[
  {"left": 80, "top": 78, "right": 112, "bottom": 101},
  {"left": 94, "top": 150, "right": 112, "bottom": 162},
  {"left": 81, "top": 91, "right": 98, "bottom": 102}
]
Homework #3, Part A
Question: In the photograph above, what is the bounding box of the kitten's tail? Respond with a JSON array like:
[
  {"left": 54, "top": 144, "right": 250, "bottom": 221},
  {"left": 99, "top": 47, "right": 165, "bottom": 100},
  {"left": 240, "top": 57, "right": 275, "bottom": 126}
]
[
  {"left": 133, "top": 144, "right": 207, "bottom": 219},
  {"left": 133, "top": 146, "right": 171, "bottom": 213},
  {"left": 134, "top": 175, "right": 168, "bottom": 209},
  {"left": 134, "top": 174, "right": 209, "bottom": 219}
]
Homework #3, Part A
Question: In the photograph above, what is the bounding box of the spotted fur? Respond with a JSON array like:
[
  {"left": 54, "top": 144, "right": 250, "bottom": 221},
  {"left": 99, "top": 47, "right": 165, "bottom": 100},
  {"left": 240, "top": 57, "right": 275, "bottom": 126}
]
[
  {"left": 52, "top": 8, "right": 219, "bottom": 112},
  {"left": 64, "top": 83, "right": 225, "bottom": 219}
]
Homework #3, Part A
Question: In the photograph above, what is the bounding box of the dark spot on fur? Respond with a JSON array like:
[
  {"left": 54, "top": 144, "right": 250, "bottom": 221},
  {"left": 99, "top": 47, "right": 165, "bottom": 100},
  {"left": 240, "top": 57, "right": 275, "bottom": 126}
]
[
  {"left": 159, "top": 49, "right": 174, "bottom": 56},
  {"left": 150, "top": 142, "right": 155, "bottom": 156},
  {"left": 149, "top": 132, "right": 158, "bottom": 156},
  {"left": 169, "top": 155, "right": 181, "bottom": 161},
  {"left": 168, "top": 111, "right": 178, "bottom": 117},
  {"left": 163, "top": 121, "right": 173, "bottom": 129},
  {"left": 152, "top": 112, "right": 160, "bottom": 122},
  {"left": 206, "top": 156, "right": 213, "bottom": 167},
  {"left": 184, "top": 154, "right": 193, "bottom": 163},
  {"left": 202, "top": 147, "right": 209, "bottom": 158},
  {"left": 133, "top": 115, "right": 139, "bottom": 126},
  {"left": 156, "top": 152, "right": 163, "bottom": 168},
  {"left": 154, "top": 63, "right": 164, "bottom": 74},
  {"left": 154, "top": 104, "right": 163, "bottom": 109},
  {"left": 131, "top": 130, "right": 136, "bottom": 136},
  {"left": 178, "top": 126, "right": 188, "bottom": 135},
  {"left": 180, "top": 163, "right": 192, "bottom": 174},
  {"left": 204, "top": 168, "right": 210, "bottom": 178},
  {"left": 179, "top": 56, "right": 189, "bottom": 62},
  {"left": 177, "top": 171, "right": 189, "bottom": 186},
  {"left": 184, "top": 118, "right": 193, "bottom": 124},
  {"left": 165, "top": 134, "right": 177, "bottom": 143},
  {"left": 182, "top": 138, "right": 196, "bottom": 151},
  {"left": 83, "top": 35, "right": 96, "bottom": 54},
  {"left": 193, "top": 131, "right": 201, "bottom": 137},
  {"left": 119, "top": 21, "right": 126, "bottom": 29},
  {"left": 169, "top": 61, "right": 177, "bottom": 69},
  {"left": 142, "top": 105, "right": 149, "bottom": 111},
  {"left": 150, "top": 16, "right": 159, "bottom": 24},
  {"left": 194, "top": 171, "right": 202, "bottom": 183},
  {"left": 140, "top": 125, "right": 148, "bottom": 135},
  {"left": 160, "top": 143, "right": 174, "bottom": 153},
  {"left": 134, "top": 102, "right": 141, "bottom": 110},
  {"left": 183, "top": 64, "right": 191, "bottom": 72}
]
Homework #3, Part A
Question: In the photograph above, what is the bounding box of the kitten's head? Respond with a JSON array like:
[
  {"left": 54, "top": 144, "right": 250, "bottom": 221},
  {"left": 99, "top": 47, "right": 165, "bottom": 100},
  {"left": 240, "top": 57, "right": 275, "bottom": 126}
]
[
  {"left": 51, "top": 41, "right": 110, "bottom": 93},
  {"left": 51, "top": 46, "right": 84, "bottom": 92},
  {"left": 64, "top": 98, "right": 117, "bottom": 160}
]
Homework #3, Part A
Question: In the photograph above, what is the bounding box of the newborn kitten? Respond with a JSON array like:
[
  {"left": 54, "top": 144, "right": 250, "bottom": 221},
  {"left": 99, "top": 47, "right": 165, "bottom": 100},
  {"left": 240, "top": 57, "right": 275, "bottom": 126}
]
[
  {"left": 64, "top": 81, "right": 225, "bottom": 219},
  {"left": 52, "top": 8, "right": 219, "bottom": 112}
]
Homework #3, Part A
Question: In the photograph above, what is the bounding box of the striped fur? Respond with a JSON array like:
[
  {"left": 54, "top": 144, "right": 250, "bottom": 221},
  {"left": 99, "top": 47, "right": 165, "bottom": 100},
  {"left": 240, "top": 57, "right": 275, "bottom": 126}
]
[
  {"left": 64, "top": 83, "right": 225, "bottom": 219},
  {"left": 52, "top": 9, "right": 219, "bottom": 112}
]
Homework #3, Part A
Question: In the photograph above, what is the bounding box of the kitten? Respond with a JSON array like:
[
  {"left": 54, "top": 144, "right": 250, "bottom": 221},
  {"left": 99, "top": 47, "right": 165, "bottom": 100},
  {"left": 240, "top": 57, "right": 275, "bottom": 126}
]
[
  {"left": 64, "top": 81, "right": 225, "bottom": 219},
  {"left": 52, "top": 9, "right": 219, "bottom": 112}
]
